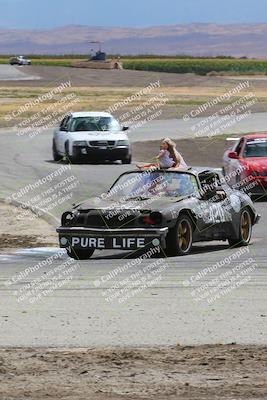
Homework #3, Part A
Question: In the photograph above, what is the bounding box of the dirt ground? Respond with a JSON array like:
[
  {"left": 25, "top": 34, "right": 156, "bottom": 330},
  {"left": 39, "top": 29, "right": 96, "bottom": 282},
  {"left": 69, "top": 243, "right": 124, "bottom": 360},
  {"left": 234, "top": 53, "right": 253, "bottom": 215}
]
[
  {"left": 0, "top": 344, "right": 266, "bottom": 400},
  {"left": 0, "top": 202, "right": 57, "bottom": 251}
]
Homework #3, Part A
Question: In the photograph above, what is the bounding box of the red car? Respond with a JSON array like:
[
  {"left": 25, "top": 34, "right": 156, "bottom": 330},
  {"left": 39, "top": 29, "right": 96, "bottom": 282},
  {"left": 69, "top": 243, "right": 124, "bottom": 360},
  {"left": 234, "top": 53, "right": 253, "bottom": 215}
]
[{"left": 223, "top": 134, "right": 267, "bottom": 197}]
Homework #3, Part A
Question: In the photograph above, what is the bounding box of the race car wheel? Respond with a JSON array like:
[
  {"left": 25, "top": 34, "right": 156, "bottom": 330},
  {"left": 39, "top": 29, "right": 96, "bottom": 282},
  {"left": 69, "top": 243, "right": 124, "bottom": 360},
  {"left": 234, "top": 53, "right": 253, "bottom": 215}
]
[
  {"left": 66, "top": 248, "right": 95, "bottom": 260},
  {"left": 166, "top": 214, "right": 193, "bottom": 256},
  {"left": 121, "top": 154, "right": 132, "bottom": 164},
  {"left": 53, "top": 140, "right": 62, "bottom": 161},
  {"left": 228, "top": 208, "right": 252, "bottom": 247}
]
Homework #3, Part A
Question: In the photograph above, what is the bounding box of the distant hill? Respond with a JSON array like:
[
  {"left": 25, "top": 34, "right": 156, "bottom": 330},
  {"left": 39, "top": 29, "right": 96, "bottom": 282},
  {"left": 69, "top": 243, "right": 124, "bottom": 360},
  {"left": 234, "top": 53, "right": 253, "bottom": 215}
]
[{"left": 1, "top": 23, "right": 267, "bottom": 57}]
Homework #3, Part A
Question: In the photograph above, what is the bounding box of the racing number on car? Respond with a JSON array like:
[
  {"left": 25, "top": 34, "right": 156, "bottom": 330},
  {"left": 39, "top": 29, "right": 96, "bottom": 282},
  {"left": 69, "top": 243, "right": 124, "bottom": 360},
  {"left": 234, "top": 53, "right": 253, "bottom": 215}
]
[
  {"left": 207, "top": 203, "right": 231, "bottom": 224},
  {"left": 190, "top": 198, "right": 231, "bottom": 224}
]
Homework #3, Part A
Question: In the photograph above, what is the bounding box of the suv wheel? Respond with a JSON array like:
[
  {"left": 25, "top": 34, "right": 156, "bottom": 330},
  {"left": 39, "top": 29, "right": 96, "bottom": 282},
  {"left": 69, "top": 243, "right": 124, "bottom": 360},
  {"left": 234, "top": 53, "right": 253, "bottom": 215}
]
[
  {"left": 121, "top": 154, "right": 132, "bottom": 164},
  {"left": 53, "top": 140, "right": 62, "bottom": 161},
  {"left": 65, "top": 142, "right": 77, "bottom": 164}
]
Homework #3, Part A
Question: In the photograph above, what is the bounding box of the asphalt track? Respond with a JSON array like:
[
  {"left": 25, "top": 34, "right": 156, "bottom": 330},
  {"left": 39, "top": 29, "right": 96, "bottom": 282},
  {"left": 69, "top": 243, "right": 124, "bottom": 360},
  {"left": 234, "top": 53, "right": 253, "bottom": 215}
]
[
  {"left": 127, "top": 112, "right": 267, "bottom": 141},
  {"left": 0, "top": 64, "right": 40, "bottom": 81},
  {"left": 0, "top": 126, "right": 266, "bottom": 346}
]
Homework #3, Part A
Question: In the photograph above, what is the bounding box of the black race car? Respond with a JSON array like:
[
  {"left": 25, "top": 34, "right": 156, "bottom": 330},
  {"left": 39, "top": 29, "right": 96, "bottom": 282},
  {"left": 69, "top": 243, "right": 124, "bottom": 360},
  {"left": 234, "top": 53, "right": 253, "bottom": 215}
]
[{"left": 57, "top": 168, "right": 260, "bottom": 259}]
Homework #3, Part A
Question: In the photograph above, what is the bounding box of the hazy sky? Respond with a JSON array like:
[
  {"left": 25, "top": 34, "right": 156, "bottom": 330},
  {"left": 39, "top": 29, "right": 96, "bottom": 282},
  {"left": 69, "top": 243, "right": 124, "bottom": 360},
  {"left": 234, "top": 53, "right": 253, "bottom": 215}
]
[{"left": 1, "top": 0, "right": 267, "bottom": 29}]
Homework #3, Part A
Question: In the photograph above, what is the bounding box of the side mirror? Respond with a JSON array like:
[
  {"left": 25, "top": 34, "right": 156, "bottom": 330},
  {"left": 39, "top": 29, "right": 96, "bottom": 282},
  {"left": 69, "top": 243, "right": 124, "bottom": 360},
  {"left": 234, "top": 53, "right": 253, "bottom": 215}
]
[
  {"left": 228, "top": 151, "right": 239, "bottom": 159},
  {"left": 60, "top": 126, "right": 67, "bottom": 132},
  {"left": 122, "top": 126, "right": 129, "bottom": 131}
]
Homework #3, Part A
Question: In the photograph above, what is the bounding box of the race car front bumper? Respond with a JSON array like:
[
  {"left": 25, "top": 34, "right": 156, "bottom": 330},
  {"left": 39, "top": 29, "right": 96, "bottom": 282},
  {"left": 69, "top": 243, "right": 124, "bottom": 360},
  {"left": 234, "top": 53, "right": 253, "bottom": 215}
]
[
  {"left": 72, "top": 145, "right": 130, "bottom": 160},
  {"left": 57, "top": 226, "right": 169, "bottom": 250}
]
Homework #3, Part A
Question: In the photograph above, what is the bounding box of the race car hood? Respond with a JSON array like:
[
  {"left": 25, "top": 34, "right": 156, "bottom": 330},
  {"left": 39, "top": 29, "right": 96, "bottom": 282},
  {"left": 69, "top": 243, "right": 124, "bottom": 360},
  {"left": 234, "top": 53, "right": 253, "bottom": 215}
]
[
  {"left": 68, "top": 131, "right": 128, "bottom": 142},
  {"left": 75, "top": 195, "right": 190, "bottom": 212}
]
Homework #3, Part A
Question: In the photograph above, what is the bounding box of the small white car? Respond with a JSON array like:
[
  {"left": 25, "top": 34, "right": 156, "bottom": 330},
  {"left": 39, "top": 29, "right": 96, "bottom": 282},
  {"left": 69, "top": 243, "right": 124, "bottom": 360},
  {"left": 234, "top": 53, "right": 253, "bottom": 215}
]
[
  {"left": 10, "top": 56, "right": 31, "bottom": 65},
  {"left": 53, "top": 112, "right": 131, "bottom": 164}
]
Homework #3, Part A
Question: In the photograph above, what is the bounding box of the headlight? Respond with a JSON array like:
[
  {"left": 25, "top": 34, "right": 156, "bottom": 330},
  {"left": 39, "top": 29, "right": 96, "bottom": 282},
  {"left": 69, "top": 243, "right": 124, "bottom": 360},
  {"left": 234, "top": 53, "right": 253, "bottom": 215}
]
[
  {"left": 117, "top": 140, "right": 129, "bottom": 146},
  {"left": 73, "top": 141, "right": 87, "bottom": 147},
  {"left": 140, "top": 212, "right": 162, "bottom": 226},
  {"left": 61, "top": 212, "right": 75, "bottom": 226}
]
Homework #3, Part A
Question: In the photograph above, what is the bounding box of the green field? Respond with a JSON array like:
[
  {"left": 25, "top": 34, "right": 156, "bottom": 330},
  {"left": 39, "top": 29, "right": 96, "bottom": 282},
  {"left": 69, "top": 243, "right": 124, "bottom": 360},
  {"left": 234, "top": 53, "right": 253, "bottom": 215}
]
[
  {"left": 123, "top": 58, "right": 267, "bottom": 75},
  {"left": 1, "top": 56, "right": 267, "bottom": 75}
]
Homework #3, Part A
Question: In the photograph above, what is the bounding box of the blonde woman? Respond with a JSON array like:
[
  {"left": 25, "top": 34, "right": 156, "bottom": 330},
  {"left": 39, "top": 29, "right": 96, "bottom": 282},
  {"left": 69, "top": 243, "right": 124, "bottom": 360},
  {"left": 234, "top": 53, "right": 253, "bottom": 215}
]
[{"left": 137, "top": 138, "right": 187, "bottom": 169}]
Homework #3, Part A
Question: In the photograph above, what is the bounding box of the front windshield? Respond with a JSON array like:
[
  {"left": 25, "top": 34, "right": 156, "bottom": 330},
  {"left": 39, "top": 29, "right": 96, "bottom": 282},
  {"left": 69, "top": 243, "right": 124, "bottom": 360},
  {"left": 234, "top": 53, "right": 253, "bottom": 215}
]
[
  {"left": 69, "top": 116, "right": 121, "bottom": 132},
  {"left": 108, "top": 171, "right": 199, "bottom": 199},
  {"left": 243, "top": 139, "right": 267, "bottom": 158}
]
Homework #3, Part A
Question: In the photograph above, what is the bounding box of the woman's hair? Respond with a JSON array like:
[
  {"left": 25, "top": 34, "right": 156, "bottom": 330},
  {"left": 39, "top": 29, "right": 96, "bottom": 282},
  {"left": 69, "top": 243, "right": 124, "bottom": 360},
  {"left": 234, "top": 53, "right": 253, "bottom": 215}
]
[{"left": 162, "top": 138, "right": 181, "bottom": 166}]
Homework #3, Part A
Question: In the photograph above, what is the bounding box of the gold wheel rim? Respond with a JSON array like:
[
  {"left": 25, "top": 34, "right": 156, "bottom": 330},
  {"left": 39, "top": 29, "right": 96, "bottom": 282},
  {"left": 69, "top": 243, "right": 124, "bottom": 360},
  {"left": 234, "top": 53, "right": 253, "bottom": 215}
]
[
  {"left": 241, "top": 211, "right": 251, "bottom": 241},
  {"left": 178, "top": 220, "right": 191, "bottom": 251}
]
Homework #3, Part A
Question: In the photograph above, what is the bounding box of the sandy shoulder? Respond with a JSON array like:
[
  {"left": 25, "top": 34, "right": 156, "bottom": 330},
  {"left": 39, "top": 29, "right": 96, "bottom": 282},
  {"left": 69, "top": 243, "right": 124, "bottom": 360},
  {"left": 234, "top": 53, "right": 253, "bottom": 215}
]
[
  {"left": 0, "top": 202, "right": 58, "bottom": 251},
  {"left": 0, "top": 344, "right": 266, "bottom": 400}
]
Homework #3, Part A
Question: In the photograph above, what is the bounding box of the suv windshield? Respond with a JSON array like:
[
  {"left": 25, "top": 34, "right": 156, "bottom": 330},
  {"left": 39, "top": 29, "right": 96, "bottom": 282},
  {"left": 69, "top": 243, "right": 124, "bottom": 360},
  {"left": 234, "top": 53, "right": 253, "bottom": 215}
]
[
  {"left": 108, "top": 171, "right": 199, "bottom": 199},
  {"left": 69, "top": 116, "right": 121, "bottom": 132},
  {"left": 243, "top": 139, "right": 267, "bottom": 158}
]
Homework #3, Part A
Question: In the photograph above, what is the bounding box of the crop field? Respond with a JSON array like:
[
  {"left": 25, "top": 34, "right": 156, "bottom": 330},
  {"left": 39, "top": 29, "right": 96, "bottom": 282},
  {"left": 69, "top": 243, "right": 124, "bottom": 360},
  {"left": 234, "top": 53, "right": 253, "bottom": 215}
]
[
  {"left": 123, "top": 58, "right": 267, "bottom": 75},
  {"left": 1, "top": 56, "right": 267, "bottom": 74}
]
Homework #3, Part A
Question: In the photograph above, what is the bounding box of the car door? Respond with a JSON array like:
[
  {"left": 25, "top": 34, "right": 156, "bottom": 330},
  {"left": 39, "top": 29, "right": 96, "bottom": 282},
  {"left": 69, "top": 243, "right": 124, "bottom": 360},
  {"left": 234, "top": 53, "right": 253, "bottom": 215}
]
[{"left": 196, "top": 172, "right": 232, "bottom": 237}]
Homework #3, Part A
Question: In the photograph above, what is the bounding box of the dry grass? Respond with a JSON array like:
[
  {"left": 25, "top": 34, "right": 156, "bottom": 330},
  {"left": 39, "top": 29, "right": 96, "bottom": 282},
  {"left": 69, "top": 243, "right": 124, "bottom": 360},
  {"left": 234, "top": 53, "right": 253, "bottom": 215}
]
[
  {"left": 0, "top": 83, "right": 266, "bottom": 128},
  {"left": 0, "top": 86, "right": 140, "bottom": 126}
]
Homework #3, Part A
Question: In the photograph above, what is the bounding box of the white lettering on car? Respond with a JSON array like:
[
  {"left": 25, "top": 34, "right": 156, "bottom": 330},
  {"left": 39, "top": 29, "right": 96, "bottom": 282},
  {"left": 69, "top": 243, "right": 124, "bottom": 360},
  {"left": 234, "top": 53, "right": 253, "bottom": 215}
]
[{"left": 70, "top": 237, "right": 149, "bottom": 249}]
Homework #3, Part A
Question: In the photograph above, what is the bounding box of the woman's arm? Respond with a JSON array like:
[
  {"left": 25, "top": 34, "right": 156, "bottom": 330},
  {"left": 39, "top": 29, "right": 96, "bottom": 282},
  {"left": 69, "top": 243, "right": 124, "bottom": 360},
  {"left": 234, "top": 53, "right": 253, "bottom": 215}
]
[{"left": 156, "top": 149, "right": 165, "bottom": 160}]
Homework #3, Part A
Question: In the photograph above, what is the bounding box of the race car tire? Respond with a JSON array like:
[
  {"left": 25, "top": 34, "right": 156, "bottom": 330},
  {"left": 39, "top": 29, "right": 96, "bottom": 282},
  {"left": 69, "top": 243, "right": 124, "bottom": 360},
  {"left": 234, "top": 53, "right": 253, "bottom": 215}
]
[
  {"left": 121, "top": 154, "right": 132, "bottom": 164},
  {"left": 165, "top": 214, "right": 193, "bottom": 256},
  {"left": 66, "top": 248, "right": 95, "bottom": 260},
  {"left": 228, "top": 207, "right": 252, "bottom": 247},
  {"left": 53, "top": 140, "right": 62, "bottom": 161}
]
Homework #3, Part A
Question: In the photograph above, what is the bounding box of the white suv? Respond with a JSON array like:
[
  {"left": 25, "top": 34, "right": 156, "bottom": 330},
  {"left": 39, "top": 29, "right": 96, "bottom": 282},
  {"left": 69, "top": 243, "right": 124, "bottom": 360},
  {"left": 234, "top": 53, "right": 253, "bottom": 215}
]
[
  {"left": 53, "top": 112, "right": 131, "bottom": 164},
  {"left": 10, "top": 55, "right": 31, "bottom": 65}
]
